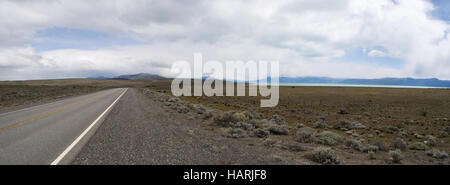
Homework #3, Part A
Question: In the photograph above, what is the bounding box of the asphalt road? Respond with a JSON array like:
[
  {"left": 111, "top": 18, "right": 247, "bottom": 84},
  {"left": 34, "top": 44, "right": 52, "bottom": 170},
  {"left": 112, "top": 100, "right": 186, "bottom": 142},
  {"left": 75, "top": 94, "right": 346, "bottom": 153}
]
[{"left": 0, "top": 88, "right": 127, "bottom": 165}]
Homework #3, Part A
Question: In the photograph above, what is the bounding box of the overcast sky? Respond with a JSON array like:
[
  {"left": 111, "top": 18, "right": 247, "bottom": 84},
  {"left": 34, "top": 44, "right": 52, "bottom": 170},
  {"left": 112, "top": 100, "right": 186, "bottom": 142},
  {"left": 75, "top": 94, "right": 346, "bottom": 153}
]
[{"left": 1, "top": 0, "right": 449, "bottom": 80}]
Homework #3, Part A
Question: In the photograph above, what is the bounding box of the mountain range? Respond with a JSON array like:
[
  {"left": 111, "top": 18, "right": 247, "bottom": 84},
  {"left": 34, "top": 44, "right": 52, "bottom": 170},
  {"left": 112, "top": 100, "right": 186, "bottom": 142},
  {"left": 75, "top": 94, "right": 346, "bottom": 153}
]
[
  {"left": 88, "top": 73, "right": 165, "bottom": 80},
  {"left": 115, "top": 73, "right": 165, "bottom": 80},
  {"left": 88, "top": 73, "right": 450, "bottom": 88}
]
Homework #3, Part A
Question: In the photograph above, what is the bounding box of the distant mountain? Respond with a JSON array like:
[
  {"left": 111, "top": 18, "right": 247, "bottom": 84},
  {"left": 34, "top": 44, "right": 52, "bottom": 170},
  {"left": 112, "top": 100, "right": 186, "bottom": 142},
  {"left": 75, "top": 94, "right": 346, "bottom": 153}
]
[
  {"left": 278, "top": 77, "right": 343, "bottom": 84},
  {"left": 87, "top": 76, "right": 111, "bottom": 79},
  {"left": 114, "top": 73, "right": 165, "bottom": 80},
  {"left": 262, "top": 77, "right": 450, "bottom": 88}
]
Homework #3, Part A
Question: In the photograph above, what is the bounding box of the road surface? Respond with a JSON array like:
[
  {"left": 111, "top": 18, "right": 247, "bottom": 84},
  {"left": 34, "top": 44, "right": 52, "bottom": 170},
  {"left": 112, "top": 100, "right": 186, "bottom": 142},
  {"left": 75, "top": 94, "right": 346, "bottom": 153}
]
[{"left": 0, "top": 88, "right": 128, "bottom": 165}]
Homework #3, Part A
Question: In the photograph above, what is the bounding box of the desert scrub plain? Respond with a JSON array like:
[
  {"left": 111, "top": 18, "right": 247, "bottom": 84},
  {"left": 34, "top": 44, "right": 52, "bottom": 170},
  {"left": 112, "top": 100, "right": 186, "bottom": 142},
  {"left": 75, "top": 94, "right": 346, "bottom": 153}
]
[
  {"left": 0, "top": 79, "right": 143, "bottom": 113},
  {"left": 140, "top": 79, "right": 450, "bottom": 165}
]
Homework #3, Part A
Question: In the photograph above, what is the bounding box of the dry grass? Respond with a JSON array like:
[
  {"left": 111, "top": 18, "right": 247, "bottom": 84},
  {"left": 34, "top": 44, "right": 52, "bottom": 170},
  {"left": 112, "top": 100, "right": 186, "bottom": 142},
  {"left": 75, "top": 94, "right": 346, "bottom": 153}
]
[
  {"left": 0, "top": 79, "right": 144, "bottom": 109},
  {"left": 142, "top": 79, "right": 450, "bottom": 164}
]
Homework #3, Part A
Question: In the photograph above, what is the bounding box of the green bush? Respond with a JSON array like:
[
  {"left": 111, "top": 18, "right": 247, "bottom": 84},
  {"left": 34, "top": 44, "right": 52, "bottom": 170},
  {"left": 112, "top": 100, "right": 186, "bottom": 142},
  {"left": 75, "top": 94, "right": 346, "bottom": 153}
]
[
  {"left": 309, "top": 147, "right": 339, "bottom": 164},
  {"left": 389, "top": 150, "right": 402, "bottom": 163},
  {"left": 268, "top": 114, "right": 286, "bottom": 125},
  {"left": 392, "top": 138, "right": 407, "bottom": 151},
  {"left": 214, "top": 111, "right": 249, "bottom": 127},
  {"left": 426, "top": 149, "right": 449, "bottom": 159},
  {"left": 425, "top": 135, "right": 436, "bottom": 146},
  {"left": 252, "top": 128, "right": 270, "bottom": 138},
  {"left": 267, "top": 124, "right": 289, "bottom": 135},
  {"left": 345, "top": 139, "right": 363, "bottom": 150},
  {"left": 408, "top": 142, "right": 428, "bottom": 150},
  {"left": 315, "top": 131, "right": 344, "bottom": 146},
  {"left": 296, "top": 127, "right": 315, "bottom": 143}
]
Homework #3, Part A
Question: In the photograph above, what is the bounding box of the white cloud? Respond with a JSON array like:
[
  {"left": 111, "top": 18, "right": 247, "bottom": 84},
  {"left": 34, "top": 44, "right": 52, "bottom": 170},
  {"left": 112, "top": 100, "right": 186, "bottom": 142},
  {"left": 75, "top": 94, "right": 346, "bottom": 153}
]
[
  {"left": 368, "top": 50, "right": 387, "bottom": 57},
  {"left": 0, "top": 0, "right": 449, "bottom": 80}
]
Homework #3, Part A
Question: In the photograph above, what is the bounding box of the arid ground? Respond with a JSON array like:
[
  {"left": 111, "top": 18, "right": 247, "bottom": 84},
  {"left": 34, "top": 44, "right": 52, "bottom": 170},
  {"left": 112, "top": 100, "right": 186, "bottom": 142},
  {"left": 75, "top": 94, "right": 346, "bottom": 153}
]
[
  {"left": 0, "top": 79, "right": 143, "bottom": 113},
  {"left": 1, "top": 78, "right": 449, "bottom": 164},
  {"left": 140, "top": 79, "right": 450, "bottom": 165}
]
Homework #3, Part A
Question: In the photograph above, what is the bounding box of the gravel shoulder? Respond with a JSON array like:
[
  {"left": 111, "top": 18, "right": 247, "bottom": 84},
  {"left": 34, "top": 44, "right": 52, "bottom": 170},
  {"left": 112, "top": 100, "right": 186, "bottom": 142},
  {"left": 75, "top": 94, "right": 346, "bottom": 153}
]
[{"left": 72, "top": 88, "right": 299, "bottom": 165}]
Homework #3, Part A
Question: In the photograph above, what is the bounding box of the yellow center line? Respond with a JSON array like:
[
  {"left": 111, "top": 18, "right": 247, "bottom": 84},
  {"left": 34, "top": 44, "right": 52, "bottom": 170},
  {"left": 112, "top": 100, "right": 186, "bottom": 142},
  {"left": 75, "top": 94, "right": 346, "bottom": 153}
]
[{"left": 0, "top": 93, "right": 107, "bottom": 132}]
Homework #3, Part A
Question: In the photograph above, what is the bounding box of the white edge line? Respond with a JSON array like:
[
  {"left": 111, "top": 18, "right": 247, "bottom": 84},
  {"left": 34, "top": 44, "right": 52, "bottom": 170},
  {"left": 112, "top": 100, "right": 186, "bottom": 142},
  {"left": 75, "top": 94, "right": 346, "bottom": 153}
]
[{"left": 50, "top": 88, "right": 128, "bottom": 165}]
